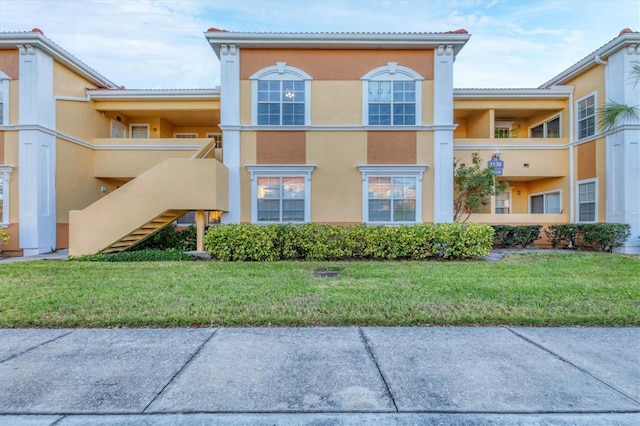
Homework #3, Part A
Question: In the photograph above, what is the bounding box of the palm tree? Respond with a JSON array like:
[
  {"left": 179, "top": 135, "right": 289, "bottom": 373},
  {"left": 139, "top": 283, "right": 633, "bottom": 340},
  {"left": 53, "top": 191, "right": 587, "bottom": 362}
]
[{"left": 599, "top": 62, "right": 640, "bottom": 133}]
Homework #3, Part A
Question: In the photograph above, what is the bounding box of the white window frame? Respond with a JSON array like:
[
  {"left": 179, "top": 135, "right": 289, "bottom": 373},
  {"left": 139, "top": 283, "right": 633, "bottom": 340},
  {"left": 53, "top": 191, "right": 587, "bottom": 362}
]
[
  {"left": 529, "top": 190, "right": 562, "bottom": 214},
  {"left": 529, "top": 114, "right": 561, "bottom": 138},
  {"left": 358, "top": 165, "right": 428, "bottom": 224},
  {"left": 110, "top": 120, "right": 126, "bottom": 138},
  {"left": 246, "top": 165, "right": 315, "bottom": 224},
  {"left": 174, "top": 132, "right": 198, "bottom": 138},
  {"left": 361, "top": 62, "right": 423, "bottom": 127},
  {"left": 129, "top": 123, "right": 150, "bottom": 139},
  {"left": 577, "top": 178, "right": 598, "bottom": 223},
  {"left": 493, "top": 189, "right": 512, "bottom": 214},
  {"left": 576, "top": 92, "right": 597, "bottom": 140},
  {"left": 250, "top": 62, "right": 312, "bottom": 126},
  {"left": 0, "top": 165, "right": 14, "bottom": 227},
  {"left": 0, "top": 71, "right": 11, "bottom": 126}
]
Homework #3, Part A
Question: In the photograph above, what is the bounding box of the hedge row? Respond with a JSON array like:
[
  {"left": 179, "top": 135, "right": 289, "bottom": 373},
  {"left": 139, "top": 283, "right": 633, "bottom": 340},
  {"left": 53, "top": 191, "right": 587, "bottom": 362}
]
[
  {"left": 492, "top": 225, "right": 542, "bottom": 248},
  {"left": 544, "top": 223, "right": 631, "bottom": 252},
  {"left": 134, "top": 225, "right": 197, "bottom": 252},
  {"left": 203, "top": 223, "right": 495, "bottom": 261},
  {"left": 76, "top": 248, "right": 195, "bottom": 262}
]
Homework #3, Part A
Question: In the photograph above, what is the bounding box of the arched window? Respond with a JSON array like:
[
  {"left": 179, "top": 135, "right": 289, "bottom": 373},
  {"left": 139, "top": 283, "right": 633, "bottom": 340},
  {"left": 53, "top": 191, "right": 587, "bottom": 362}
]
[
  {"left": 362, "top": 62, "right": 424, "bottom": 126},
  {"left": 250, "top": 62, "right": 312, "bottom": 126}
]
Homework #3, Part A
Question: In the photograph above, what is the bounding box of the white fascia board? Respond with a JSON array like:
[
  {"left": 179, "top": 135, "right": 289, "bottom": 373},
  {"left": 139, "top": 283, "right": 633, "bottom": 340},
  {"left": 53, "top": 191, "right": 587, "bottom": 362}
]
[
  {"left": 454, "top": 87, "right": 573, "bottom": 99},
  {"left": 0, "top": 32, "right": 118, "bottom": 88},
  {"left": 205, "top": 31, "right": 471, "bottom": 58},
  {"left": 87, "top": 89, "right": 221, "bottom": 101},
  {"left": 540, "top": 32, "right": 640, "bottom": 88}
]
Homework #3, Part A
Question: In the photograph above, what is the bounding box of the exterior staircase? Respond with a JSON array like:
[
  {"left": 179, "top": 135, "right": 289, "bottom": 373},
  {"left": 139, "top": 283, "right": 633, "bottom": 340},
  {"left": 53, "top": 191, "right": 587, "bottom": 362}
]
[
  {"left": 69, "top": 156, "right": 228, "bottom": 256},
  {"left": 100, "top": 210, "right": 188, "bottom": 253}
]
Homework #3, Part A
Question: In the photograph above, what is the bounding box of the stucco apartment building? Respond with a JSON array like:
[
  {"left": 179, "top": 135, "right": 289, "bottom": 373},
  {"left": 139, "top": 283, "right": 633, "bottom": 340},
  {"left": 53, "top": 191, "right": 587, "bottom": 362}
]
[{"left": 0, "top": 27, "right": 638, "bottom": 256}]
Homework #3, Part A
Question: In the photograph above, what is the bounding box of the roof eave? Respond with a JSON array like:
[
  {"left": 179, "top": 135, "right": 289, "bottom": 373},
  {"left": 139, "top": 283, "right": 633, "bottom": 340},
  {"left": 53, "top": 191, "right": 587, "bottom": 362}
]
[
  {"left": 87, "top": 88, "right": 221, "bottom": 101},
  {"left": 204, "top": 32, "right": 471, "bottom": 59},
  {"left": 540, "top": 32, "right": 640, "bottom": 88},
  {"left": 0, "top": 32, "right": 118, "bottom": 89},
  {"left": 454, "top": 87, "right": 573, "bottom": 99}
]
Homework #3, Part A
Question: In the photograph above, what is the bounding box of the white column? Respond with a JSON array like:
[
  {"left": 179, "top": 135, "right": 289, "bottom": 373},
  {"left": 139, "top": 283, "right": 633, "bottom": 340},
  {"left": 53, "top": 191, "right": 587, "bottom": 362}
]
[
  {"left": 433, "top": 45, "right": 455, "bottom": 223},
  {"left": 219, "top": 44, "right": 241, "bottom": 224},
  {"left": 18, "top": 44, "right": 57, "bottom": 256},
  {"left": 606, "top": 44, "right": 640, "bottom": 253}
]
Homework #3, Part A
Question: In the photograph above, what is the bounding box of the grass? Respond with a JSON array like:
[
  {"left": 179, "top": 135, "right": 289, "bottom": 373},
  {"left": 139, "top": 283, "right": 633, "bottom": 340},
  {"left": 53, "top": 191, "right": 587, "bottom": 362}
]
[{"left": 0, "top": 252, "right": 638, "bottom": 328}]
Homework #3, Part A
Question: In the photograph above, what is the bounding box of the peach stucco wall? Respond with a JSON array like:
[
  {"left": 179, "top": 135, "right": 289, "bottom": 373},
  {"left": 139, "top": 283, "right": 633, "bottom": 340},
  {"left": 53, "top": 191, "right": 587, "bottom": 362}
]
[{"left": 240, "top": 49, "right": 434, "bottom": 81}]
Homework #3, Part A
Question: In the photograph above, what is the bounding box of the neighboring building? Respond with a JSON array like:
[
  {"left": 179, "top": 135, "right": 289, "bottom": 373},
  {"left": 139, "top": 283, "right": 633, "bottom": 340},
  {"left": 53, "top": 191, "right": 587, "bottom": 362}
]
[{"left": 0, "top": 27, "right": 638, "bottom": 256}]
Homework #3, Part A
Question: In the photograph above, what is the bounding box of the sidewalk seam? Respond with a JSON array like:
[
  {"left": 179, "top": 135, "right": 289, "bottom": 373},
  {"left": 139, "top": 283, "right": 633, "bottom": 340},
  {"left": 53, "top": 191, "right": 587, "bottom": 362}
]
[
  {"left": 142, "top": 329, "right": 219, "bottom": 413},
  {"left": 507, "top": 327, "right": 640, "bottom": 406},
  {"left": 0, "top": 330, "right": 75, "bottom": 364},
  {"left": 50, "top": 414, "right": 68, "bottom": 425},
  {"left": 358, "top": 327, "right": 398, "bottom": 412}
]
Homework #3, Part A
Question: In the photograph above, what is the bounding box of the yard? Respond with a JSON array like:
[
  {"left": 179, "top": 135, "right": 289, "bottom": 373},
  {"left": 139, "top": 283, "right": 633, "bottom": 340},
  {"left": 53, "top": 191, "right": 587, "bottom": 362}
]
[{"left": 0, "top": 252, "right": 638, "bottom": 328}]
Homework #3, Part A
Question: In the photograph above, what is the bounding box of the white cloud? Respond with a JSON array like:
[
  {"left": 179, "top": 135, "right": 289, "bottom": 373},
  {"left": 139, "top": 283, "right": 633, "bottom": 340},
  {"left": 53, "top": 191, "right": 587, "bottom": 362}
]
[{"left": 0, "top": 0, "right": 638, "bottom": 89}]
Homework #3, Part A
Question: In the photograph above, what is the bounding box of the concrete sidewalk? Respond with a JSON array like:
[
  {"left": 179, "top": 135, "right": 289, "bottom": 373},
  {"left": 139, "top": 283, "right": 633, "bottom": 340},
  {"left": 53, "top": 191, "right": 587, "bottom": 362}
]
[{"left": 0, "top": 327, "right": 638, "bottom": 425}]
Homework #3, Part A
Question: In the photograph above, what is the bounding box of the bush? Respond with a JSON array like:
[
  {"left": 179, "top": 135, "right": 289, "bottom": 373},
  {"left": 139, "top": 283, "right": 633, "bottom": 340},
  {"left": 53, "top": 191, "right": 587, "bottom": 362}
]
[
  {"left": 0, "top": 229, "right": 9, "bottom": 255},
  {"left": 74, "top": 248, "right": 195, "bottom": 262},
  {"left": 204, "top": 223, "right": 495, "bottom": 261},
  {"left": 134, "top": 225, "right": 198, "bottom": 252},
  {"left": 492, "top": 225, "right": 542, "bottom": 248},
  {"left": 544, "top": 223, "right": 631, "bottom": 252}
]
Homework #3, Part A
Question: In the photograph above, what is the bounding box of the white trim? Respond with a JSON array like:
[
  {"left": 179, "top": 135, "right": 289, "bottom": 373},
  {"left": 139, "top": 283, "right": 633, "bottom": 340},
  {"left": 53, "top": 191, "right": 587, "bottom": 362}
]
[
  {"left": 0, "top": 165, "right": 14, "bottom": 227},
  {"left": 455, "top": 87, "right": 574, "bottom": 98},
  {"left": 357, "top": 165, "right": 428, "bottom": 224},
  {"left": 250, "top": 63, "right": 312, "bottom": 126},
  {"left": 528, "top": 189, "right": 563, "bottom": 214},
  {"left": 576, "top": 178, "right": 598, "bottom": 223},
  {"left": 575, "top": 91, "right": 598, "bottom": 141},
  {"left": 129, "top": 123, "right": 150, "bottom": 138},
  {"left": 87, "top": 88, "right": 220, "bottom": 100},
  {"left": 245, "top": 165, "right": 316, "bottom": 224},
  {"left": 361, "top": 62, "right": 424, "bottom": 81},
  {"left": 361, "top": 63, "right": 423, "bottom": 126}
]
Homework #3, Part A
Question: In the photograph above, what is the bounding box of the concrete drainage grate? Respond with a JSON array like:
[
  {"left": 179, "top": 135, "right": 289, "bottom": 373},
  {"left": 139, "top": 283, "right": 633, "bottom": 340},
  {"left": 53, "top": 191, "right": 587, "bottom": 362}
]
[{"left": 314, "top": 268, "right": 341, "bottom": 278}]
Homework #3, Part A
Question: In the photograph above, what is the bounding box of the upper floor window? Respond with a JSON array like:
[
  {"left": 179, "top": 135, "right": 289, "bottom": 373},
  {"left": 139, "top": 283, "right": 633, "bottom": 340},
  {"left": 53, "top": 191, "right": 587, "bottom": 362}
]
[
  {"left": 495, "top": 191, "right": 511, "bottom": 214},
  {"left": 0, "top": 71, "right": 11, "bottom": 126},
  {"left": 130, "top": 123, "right": 149, "bottom": 138},
  {"left": 530, "top": 116, "right": 560, "bottom": 138},
  {"left": 250, "top": 62, "right": 312, "bottom": 126},
  {"left": 362, "top": 62, "right": 423, "bottom": 126},
  {"left": 577, "top": 93, "right": 596, "bottom": 140}
]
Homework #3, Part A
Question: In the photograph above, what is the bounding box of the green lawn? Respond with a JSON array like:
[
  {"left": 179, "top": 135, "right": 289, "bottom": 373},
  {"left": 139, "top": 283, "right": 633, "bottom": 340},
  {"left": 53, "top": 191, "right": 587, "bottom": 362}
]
[{"left": 1, "top": 252, "right": 638, "bottom": 328}]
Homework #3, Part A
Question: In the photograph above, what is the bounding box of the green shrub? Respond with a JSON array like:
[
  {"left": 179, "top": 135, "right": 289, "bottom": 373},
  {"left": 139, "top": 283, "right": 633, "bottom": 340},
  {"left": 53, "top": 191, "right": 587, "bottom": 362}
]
[
  {"left": 204, "top": 223, "right": 494, "bottom": 261},
  {"left": 134, "top": 225, "right": 198, "bottom": 251},
  {"left": 492, "top": 225, "right": 542, "bottom": 248},
  {"left": 75, "top": 248, "right": 195, "bottom": 262},
  {"left": 544, "top": 223, "right": 630, "bottom": 252},
  {"left": 0, "top": 229, "right": 9, "bottom": 255}
]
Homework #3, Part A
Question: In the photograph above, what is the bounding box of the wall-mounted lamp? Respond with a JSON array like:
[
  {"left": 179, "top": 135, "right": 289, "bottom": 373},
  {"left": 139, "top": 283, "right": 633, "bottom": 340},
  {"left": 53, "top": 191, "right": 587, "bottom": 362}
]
[
  {"left": 516, "top": 190, "right": 521, "bottom": 196},
  {"left": 100, "top": 185, "right": 107, "bottom": 193}
]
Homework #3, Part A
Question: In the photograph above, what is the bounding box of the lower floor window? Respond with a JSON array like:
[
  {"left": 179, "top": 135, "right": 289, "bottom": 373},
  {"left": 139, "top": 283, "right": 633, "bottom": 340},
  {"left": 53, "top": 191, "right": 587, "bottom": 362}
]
[
  {"left": 257, "top": 176, "right": 305, "bottom": 222},
  {"left": 358, "top": 165, "right": 427, "bottom": 224},
  {"left": 495, "top": 191, "right": 510, "bottom": 214},
  {"left": 0, "top": 165, "right": 13, "bottom": 226},
  {"left": 530, "top": 191, "right": 561, "bottom": 214},
  {"left": 368, "top": 177, "right": 416, "bottom": 222},
  {"left": 246, "top": 165, "right": 315, "bottom": 224},
  {"left": 578, "top": 180, "right": 597, "bottom": 222}
]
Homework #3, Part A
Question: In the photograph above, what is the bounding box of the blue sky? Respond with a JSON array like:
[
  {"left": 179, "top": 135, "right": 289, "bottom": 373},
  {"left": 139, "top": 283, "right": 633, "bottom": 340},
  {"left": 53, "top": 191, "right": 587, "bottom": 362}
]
[{"left": 0, "top": 0, "right": 638, "bottom": 89}]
